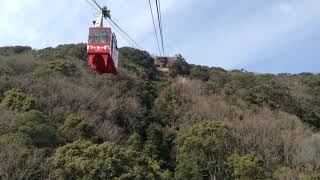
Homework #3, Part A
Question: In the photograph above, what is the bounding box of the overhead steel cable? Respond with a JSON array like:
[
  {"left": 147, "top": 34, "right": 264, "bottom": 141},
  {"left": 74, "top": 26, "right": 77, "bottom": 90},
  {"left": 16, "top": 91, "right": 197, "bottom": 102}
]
[
  {"left": 107, "top": 19, "right": 136, "bottom": 48},
  {"left": 85, "top": 1, "right": 135, "bottom": 47},
  {"left": 108, "top": 18, "right": 143, "bottom": 50},
  {"left": 157, "top": 0, "right": 165, "bottom": 56},
  {"left": 91, "top": 0, "right": 103, "bottom": 10},
  {"left": 155, "top": 0, "right": 165, "bottom": 56},
  {"left": 148, "top": 0, "right": 162, "bottom": 56},
  {"left": 89, "top": 0, "right": 143, "bottom": 50},
  {"left": 86, "top": 0, "right": 101, "bottom": 13},
  {"left": 157, "top": 0, "right": 163, "bottom": 37}
]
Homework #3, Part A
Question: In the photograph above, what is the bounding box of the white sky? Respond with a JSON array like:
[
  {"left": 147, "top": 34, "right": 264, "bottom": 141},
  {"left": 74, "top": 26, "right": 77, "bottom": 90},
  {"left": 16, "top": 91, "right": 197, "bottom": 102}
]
[{"left": 0, "top": 0, "right": 320, "bottom": 73}]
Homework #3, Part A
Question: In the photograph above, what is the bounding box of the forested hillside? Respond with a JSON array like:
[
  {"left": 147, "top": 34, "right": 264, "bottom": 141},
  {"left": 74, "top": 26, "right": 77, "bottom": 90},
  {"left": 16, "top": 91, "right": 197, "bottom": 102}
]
[{"left": 0, "top": 44, "right": 319, "bottom": 179}]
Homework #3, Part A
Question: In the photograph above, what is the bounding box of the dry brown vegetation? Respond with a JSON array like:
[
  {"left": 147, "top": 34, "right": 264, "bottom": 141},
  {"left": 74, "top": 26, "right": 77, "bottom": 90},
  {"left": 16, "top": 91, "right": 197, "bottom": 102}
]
[{"left": 0, "top": 44, "right": 319, "bottom": 179}]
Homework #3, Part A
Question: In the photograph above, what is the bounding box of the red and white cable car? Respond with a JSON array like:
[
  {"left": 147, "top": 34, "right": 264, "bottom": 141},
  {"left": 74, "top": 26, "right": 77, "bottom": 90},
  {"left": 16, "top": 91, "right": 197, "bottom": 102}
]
[{"left": 87, "top": 8, "right": 118, "bottom": 75}]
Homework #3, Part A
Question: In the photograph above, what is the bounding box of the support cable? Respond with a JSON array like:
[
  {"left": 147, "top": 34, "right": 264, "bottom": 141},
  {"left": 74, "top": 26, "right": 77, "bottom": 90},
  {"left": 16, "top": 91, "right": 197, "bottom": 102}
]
[
  {"left": 88, "top": 0, "right": 143, "bottom": 49},
  {"left": 155, "top": 0, "right": 165, "bottom": 56},
  {"left": 148, "top": 0, "right": 162, "bottom": 56},
  {"left": 108, "top": 18, "right": 143, "bottom": 50},
  {"left": 107, "top": 19, "right": 136, "bottom": 48}
]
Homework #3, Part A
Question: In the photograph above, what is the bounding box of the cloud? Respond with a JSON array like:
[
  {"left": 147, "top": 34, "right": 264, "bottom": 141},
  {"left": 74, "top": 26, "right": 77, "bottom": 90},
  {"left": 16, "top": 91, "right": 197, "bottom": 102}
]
[
  {"left": 170, "top": 0, "right": 320, "bottom": 71},
  {"left": 0, "top": 0, "right": 91, "bottom": 47},
  {"left": 0, "top": 0, "right": 319, "bottom": 73}
]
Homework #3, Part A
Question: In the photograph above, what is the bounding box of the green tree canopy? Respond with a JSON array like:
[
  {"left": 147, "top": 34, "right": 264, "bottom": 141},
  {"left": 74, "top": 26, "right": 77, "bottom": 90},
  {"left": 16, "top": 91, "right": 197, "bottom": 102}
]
[
  {"left": 120, "top": 47, "right": 157, "bottom": 79},
  {"left": 12, "top": 110, "right": 60, "bottom": 147},
  {"left": 31, "top": 61, "right": 77, "bottom": 76},
  {"left": 1, "top": 88, "right": 35, "bottom": 111},
  {"left": 228, "top": 153, "right": 265, "bottom": 180},
  {"left": 59, "top": 114, "right": 99, "bottom": 143},
  {"left": 51, "top": 140, "right": 171, "bottom": 180},
  {"left": 0, "top": 122, "right": 12, "bottom": 136},
  {"left": 169, "top": 55, "right": 191, "bottom": 78},
  {"left": 175, "top": 121, "right": 234, "bottom": 180},
  {"left": 190, "top": 65, "right": 210, "bottom": 81}
]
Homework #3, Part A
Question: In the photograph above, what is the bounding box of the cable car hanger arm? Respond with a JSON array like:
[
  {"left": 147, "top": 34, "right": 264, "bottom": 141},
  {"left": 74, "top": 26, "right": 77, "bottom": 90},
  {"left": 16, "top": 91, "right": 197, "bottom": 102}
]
[{"left": 87, "top": 0, "right": 144, "bottom": 50}]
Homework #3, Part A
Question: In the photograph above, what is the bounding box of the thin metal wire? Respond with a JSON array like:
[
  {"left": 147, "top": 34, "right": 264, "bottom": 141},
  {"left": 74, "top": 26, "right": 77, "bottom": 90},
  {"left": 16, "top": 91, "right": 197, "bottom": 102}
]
[
  {"left": 107, "top": 19, "right": 136, "bottom": 48},
  {"left": 108, "top": 18, "right": 143, "bottom": 50},
  {"left": 158, "top": 0, "right": 163, "bottom": 40},
  {"left": 86, "top": 0, "right": 100, "bottom": 13},
  {"left": 86, "top": 0, "right": 143, "bottom": 49},
  {"left": 155, "top": 0, "right": 165, "bottom": 56},
  {"left": 158, "top": 0, "right": 165, "bottom": 56},
  {"left": 84, "top": 0, "right": 157, "bottom": 144},
  {"left": 148, "top": 0, "right": 162, "bottom": 56},
  {"left": 91, "top": 0, "right": 103, "bottom": 10}
]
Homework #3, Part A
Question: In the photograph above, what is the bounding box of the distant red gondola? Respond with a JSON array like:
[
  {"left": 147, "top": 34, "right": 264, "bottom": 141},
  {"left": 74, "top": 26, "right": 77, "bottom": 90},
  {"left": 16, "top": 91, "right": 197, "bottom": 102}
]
[{"left": 87, "top": 10, "right": 118, "bottom": 75}]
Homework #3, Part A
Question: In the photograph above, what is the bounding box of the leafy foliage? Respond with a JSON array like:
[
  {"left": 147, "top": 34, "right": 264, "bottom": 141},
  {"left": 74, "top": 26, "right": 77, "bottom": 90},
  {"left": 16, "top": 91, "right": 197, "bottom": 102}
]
[
  {"left": 12, "top": 110, "right": 60, "bottom": 147},
  {"left": 120, "top": 47, "right": 157, "bottom": 79},
  {"left": 175, "top": 121, "right": 234, "bottom": 179},
  {"left": 190, "top": 65, "right": 210, "bottom": 81},
  {"left": 1, "top": 44, "right": 320, "bottom": 179},
  {"left": 228, "top": 153, "right": 265, "bottom": 180},
  {"left": 31, "top": 61, "right": 77, "bottom": 76},
  {"left": 143, "top": 124, "right": 163, "bottom": 160},
  {"left": 59, "top": 114, "right": 100, "bottom": 143},
  {"left": 127, "top": 132, "right": 143, "bottom": 151},
  {"left": 169, "top": 54, "right": 191, "bottom": 78},
  {"left": 1, "top": 88, "right": 35, "bottom": 111},
  {"left": 51, "top": 140, "right": 171, "bottom": 180},
  {"left": 0, "top": 122, "right": 11, "bottom": 136},
  {"left": 0, "top": 46, "right": 32, "bottom": 56},
  {"left": 154, "top": 84, "right": 186, "bottom": 125},
  {"left": 34, "top": 43, "right": 87, "bottom": 60}
]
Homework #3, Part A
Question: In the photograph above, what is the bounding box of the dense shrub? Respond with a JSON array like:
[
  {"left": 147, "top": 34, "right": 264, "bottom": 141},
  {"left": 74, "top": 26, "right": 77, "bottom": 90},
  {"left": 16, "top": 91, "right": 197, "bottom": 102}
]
[
  {"left": 144, "top": 124, "right": 163, "bottom": 160},
  {"left": 12, "top": 110, "right": 60, "bottom": 147},
  {"left": 175, "top": 121, "right": 234, "bottom": 179},
  {"left": 154, "top": 83, "right": 187, "bottom": 125},
  {"left": 127, "top": 132, "right": 143, "bottom": 151},
  {"left": 0, "top": 88, "right": 35, "bottom": 111},
  {"left": 0, "top": 46, "right": 32, "bottom": 56},
  {"left": 120, "top": 47, "right": 157, "bottom": 79},
  {"left": 1, "top": 44, "right": 320, "bottom": 178},
  {"left": 231, "top": 108, "right": 312, "bottom": 175},
  {"left": 51, "top": 140, "right": 171, "bottom": 179},
  {"left": 31, "top": 61, "right": 77, "bottom": 76},
  {"left": 0, "top": 122, "right": 11, "bottom": 136},
  {"left": 190, "top": 65, "right": 210, "bottom": 81},
  {"left": 169, "top": 54, "right": 191, "bottom": 78},
  {"left": 0, "top": 133, "right": 47, "bottom": 180},
  {"left": 59, "top": 114, "right": 99, "bottom": 143},
  {"left": 228, "top": 153, "right": 265, "bottom": 179},
  {"left": 34, "top": 43, "right": 87, "bottom": 60},
  {"left": 294, "top": 134, "right": 320, "bottom": 172}
]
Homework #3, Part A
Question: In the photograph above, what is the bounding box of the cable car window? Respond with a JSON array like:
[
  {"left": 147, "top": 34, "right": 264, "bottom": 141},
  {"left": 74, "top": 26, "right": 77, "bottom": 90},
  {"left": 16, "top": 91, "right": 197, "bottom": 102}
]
[
  {"left": 100, "top": 29, "right": 109, "bottom": 36},
  {"left": 89, "top": 28, "right": 99, "bottom": 43},
  {"left": 100, "top": 29, "right": 110, "bottom": 43},
  {"left": 89, "top": 28, "right": 100, "bottom": 36},
  {"left": 89, "top": 28, "right": 110, "bottom": 43},
  {"left": 100, "top": 36, "right": 108, "bottom": 43},
  {"left": 89, "top": 36, "right": 98, "bottom": 43}
]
